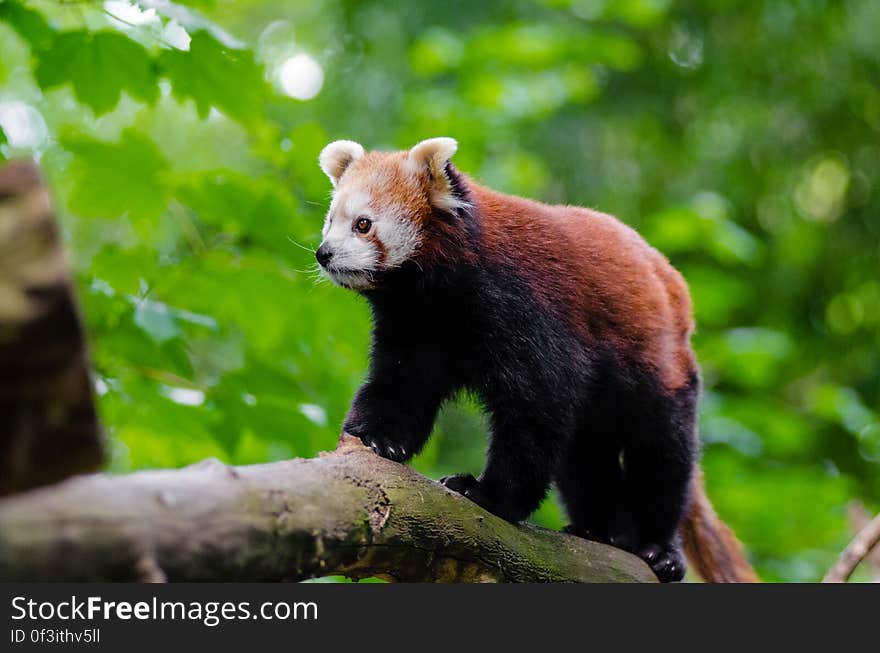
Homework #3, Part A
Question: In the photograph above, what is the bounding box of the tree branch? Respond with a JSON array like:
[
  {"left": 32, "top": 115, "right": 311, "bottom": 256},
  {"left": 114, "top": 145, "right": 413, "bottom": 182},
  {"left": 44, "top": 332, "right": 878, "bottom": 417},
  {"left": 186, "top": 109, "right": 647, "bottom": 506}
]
[
  {"left": 0, "top": 434, "right": 657, "bottom": 583},
  {"left": 823, "top": 509, "right": 880, "bottom": 583},
  {"left": 847, "top": 502, "right": 880, "bottom": 582}
]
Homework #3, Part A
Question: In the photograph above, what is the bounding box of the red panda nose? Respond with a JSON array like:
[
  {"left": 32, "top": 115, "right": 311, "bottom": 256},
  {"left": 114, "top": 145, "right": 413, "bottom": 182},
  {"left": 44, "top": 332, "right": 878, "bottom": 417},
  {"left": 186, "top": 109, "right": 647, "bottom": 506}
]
[{"left": 315, "top": 244, "right": 334, "bottom": 267}]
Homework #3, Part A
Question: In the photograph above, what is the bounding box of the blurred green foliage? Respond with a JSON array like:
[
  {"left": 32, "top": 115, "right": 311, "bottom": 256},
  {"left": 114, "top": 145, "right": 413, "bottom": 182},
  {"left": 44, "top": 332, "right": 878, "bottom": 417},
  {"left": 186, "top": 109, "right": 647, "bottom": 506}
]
[{"left": 1, "top": 0, "right": 878, "bottom": 582}]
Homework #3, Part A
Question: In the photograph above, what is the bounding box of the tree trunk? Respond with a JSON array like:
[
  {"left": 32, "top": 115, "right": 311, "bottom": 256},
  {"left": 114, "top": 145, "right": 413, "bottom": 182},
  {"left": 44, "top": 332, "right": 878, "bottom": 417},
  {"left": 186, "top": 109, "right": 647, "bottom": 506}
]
[{"left": 0, "top": 161, "right": 104, "bottom": 496}]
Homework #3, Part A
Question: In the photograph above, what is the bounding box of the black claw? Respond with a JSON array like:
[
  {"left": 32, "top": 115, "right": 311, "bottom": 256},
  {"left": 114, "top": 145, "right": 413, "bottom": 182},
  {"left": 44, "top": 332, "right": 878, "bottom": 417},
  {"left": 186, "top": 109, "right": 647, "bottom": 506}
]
[
  {"left": 440, "top": 473, "right": 479, "bottom": 494},
  {"left": 353, "top": 432, "right": 410, "bottom": 462},
  {"left": 638, "top": 542, "right": 686, "bottom": 582},
  {"left": 641, "top": 544, "right": 661, "bottom": 563}
]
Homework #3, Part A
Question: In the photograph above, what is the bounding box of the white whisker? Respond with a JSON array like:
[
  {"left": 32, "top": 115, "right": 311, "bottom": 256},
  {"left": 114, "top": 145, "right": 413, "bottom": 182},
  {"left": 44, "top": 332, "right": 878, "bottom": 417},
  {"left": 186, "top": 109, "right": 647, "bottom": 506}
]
[{"left": 287, "top": 235, "right": 317, "bottom": 253}]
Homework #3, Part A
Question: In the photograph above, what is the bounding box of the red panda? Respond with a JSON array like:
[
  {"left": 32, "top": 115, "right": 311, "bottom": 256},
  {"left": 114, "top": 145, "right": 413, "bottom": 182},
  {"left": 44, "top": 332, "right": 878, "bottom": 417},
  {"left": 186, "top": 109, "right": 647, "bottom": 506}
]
[{"left": 316, "top": 137, "right": 757, "bottom": 583}]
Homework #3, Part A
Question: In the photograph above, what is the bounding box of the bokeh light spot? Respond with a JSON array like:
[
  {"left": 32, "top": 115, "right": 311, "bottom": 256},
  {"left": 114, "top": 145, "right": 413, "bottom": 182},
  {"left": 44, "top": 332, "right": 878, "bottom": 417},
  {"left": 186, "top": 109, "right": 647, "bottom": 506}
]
[{"left": 279, "top": 54, "right": 324, "bottom": 100}]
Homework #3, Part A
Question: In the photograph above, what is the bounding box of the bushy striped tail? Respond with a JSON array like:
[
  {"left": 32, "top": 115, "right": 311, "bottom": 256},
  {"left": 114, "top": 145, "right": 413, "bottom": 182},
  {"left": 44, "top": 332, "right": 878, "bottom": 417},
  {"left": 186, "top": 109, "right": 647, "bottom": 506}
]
[{"left": 680, "top": 470, "right": 759, "bottom": 583}]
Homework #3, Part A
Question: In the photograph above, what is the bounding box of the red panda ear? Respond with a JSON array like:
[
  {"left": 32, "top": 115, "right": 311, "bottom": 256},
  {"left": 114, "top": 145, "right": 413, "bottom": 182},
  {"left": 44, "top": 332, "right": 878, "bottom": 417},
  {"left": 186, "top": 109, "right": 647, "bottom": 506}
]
[
  {"left": 319, "top": 140, "right": 365, "bottom": 186},
  {"left": 407, "top": 137, "right": 463, "bottom": 211},
  {"left": 408, "top": 137, "right": 457, "bottom": 178}
]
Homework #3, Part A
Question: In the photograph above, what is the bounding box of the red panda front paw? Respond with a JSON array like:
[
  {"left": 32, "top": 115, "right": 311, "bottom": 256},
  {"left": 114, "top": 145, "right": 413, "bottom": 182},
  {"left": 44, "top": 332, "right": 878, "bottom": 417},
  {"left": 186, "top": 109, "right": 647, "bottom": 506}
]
[
  {"left": 356, "top": 433, "right": 409, "bottom": 462},
  {"left": 439, "top": 474, "right": 518, "bottom": 522}
]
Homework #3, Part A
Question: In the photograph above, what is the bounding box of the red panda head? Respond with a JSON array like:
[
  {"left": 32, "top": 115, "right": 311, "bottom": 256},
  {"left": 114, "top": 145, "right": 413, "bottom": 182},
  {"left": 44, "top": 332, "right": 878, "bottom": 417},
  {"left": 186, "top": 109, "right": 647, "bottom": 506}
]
[{"left": 316, "top": 137, "right": 466, "bottom": 290}]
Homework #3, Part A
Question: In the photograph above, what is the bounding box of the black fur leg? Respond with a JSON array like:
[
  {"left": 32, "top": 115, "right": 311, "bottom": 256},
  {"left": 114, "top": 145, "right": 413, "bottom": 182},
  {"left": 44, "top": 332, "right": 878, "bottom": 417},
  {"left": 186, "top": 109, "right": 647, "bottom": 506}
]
[
  {"left": 620, "top": 377, "right": 699, "bottom": 582},
  {"left": 343, "top": 338, "right": 456, "bottom": 464},
  {"left": 555, "top": 389, "right": 639, "bottom": 553},
  {"left": 466, "top": 389, "right": 571, "bottom": 524},
  {"left": 556, "top": 367, "right": 698, "bottom": 583},
  {"left": 440, "top": 473, "right": 518, "bottom": 521}
]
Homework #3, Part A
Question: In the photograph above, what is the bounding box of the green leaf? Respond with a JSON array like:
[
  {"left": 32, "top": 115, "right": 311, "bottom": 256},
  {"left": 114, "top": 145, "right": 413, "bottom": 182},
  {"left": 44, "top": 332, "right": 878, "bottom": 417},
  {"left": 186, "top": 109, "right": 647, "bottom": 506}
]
[
  {"left": 157, "top": 31, "right": 265, "bottom": 124},
  {"left": 63, "top": 129, "right": 170, "bottom": 223},
  {"left": 174, "top": 171, "right": 306, "bottom": 259},
  {"left": 0, "top": 1, "right": 54, "bottom": 51},
  {"left": 97, "top": 373, "right": 223, "bottom": 471},
  {"left": 35, "top": 31, "right": 157, "bottom": 115}
]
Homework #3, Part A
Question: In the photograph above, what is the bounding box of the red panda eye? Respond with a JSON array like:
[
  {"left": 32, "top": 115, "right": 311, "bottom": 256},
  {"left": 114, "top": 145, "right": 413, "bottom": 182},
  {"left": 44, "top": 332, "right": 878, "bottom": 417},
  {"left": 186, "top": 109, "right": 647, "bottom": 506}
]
[{"left": 355, "top": 217, "right": 372, "bottom": 234}]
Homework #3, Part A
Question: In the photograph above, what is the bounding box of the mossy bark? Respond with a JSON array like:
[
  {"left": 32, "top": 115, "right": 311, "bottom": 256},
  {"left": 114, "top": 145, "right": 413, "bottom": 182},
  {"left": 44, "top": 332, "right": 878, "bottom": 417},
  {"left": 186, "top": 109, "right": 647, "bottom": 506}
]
[{"left": 0, "top": 435, "right": 656, "bottom": 583}]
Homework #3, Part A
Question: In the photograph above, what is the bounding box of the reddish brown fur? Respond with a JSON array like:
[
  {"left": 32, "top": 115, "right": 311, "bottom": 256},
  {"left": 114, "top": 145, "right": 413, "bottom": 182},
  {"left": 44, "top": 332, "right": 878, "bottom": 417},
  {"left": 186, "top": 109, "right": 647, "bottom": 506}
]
[
  {"left": 346, "top": 151, "right": 434, "bottom": 225},
  {"left": 365, "top": 230, "right": 388, "bottom": 265},
  {"left": 681, "top": 471, "right": 759, "bottom": 582},
  {"left": 467, "top": 181, "right": 697, "bottom": 392},
  {"left": 344, "top": 156, "right": 698, "bottom": 390}
]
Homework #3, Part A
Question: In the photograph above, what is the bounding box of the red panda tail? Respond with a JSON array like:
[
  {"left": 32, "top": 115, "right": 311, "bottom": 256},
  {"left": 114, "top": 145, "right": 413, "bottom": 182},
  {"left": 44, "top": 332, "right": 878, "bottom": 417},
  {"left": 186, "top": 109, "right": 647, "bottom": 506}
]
[{"left": 679, "top": 469, "right": 759, "bottom": 583}]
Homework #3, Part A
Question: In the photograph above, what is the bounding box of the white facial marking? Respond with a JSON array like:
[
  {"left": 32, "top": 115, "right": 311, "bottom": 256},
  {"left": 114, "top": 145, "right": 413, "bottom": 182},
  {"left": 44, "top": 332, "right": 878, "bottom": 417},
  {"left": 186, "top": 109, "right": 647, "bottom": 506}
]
[
  {"left": 344, "top": 190, "right": 371, "bottom": 217},
  {"left": 321, "top": 191, "right": 377, "bottom": 273},
  {"left": 319, "top": 180, "right": 421, "bottom": 290},
  {"left": 375, "top": 205, "right": 420, "bottom": 268}
]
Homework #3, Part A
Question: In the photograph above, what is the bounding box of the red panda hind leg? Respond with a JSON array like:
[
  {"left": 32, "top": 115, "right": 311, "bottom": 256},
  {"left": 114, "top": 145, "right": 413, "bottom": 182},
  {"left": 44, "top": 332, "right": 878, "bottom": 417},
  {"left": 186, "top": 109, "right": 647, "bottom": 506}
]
[
  {"left": 442, "top": 389, "right": 577, "bottom": 523},
  {"left": 557, "top": 363, "right": 699, "bottom": 583}
]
